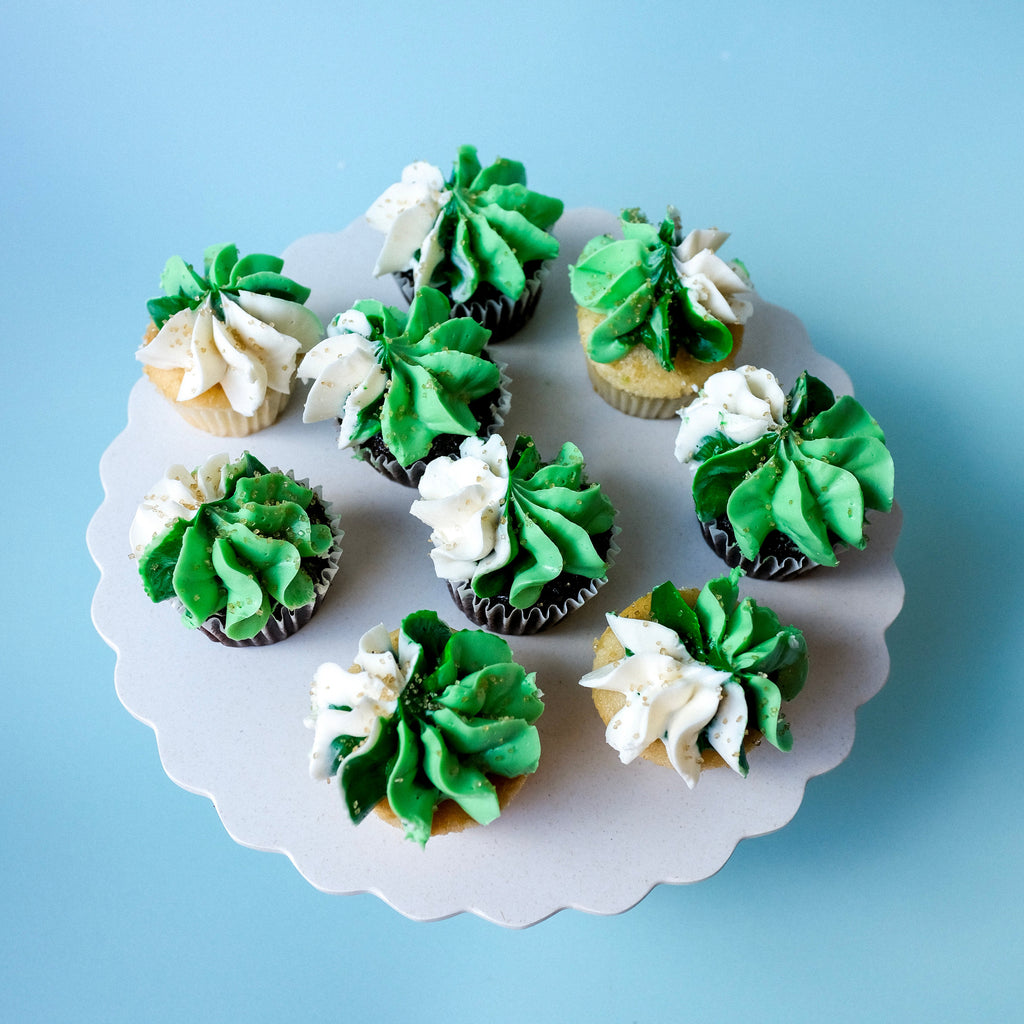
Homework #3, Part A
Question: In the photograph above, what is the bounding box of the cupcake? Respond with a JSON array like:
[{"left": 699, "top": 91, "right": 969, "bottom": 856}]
[
  {"left": 409, "top": 433, "right": 617, "bottom": 635},
  {"left": 569, "top": 207, "right": 753, "bottom": 418},
  {"left": 298, "top": 286, "right": 509, "bottom": 487},
  {"left": 305, "top": 609, "right": 544, "bottom": 846},
  {"left": 580, "top": 571, "right": 808, "bottom": 787},
  {"left": 137, "top": 243, "right": 323, "bottom": 436},
  {"left": 365, "top": 144, "right": 563, "bottom": 341},
  {"left": 131, "top": 451, "right": 342, "bottom": 646},
  {"left": 674, "top": 365, "right": 895, "bottom": 579}
]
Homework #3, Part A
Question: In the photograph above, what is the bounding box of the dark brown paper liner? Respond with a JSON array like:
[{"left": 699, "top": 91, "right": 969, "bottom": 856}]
[
  {"left": 393, "top": 263, "right": 549, "bottom": 342},
  {"left": 698, "top": 516, "right": 821, "bottom": 581},
  {"left": 187, "top": 474, "right": 344, "bottom": 647},
  {"left": 445, "top": 531, "right": 620, "bottom": 636}
]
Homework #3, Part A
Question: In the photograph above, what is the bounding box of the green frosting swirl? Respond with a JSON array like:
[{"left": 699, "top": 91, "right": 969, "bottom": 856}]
[
  {"left": 138, "top": 453, "right": 335, "bottom": 640},
  {"left": 427, "top": 145, "right": 563, "bottom": 302},
  {"left": 475, "top": 435, "right": 617, "bottom": 609},
  {"left": 692, "top": 372, "right": 895, "bottom": 565},
  {"left": 334, "top": 611, "right": 543, "bottom": 846},
  {"left": 569, "top": 209, "right": 747, "bottom": 371},
  {"left": 146, "top": 243, "right": 313, "bottom": 328},
  {"left": 649, "top": 571, "right": 808, "bottom": 764},
  {"left": 347, "top": 286, "right": 501, "bottom": 467}
]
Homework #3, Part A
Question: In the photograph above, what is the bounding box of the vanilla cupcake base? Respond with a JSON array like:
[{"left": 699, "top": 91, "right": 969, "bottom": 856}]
[
  {"left": 372, "top": 774, "right": 528, "bottom": 837},
  {"left": 576, "top": 307, "right": 743, "bottom": 419},
  {"left": 140, "top": 316, "right": 292, "bottom": 438},
  {"left": 143, "top": 363, "right": 291, "bottom": 437},
  {"left": 590, "top": 590, "right": 761, "bottom": 772}
]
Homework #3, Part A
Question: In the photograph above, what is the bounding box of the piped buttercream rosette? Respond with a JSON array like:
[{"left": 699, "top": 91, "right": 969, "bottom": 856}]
[
  {"left": 581, "top": 574, "right": 808, "bottom": 787},
  {"left": 366, "top": 145, "right": 563, "bottom": 341},
  {"left": 410, "top": 434, "right": 618, "bottom": 635},
  {"left": 675, "top": 366, "right": 895, "bottom": 579},
  {"left": 137, "top": 244, "right": 322, "bottom": 436},
  {"left": 304, "top": 610, "right": 544, "bottom": 846},
  {"left": 569, "top": 208, "right": 755, "bottom": 418},
  {"left": 298, "top": 288, "right": 510, "bottom": 487},
  {"left": 131, "top": 452, "right": 343, "bottom": 647}
]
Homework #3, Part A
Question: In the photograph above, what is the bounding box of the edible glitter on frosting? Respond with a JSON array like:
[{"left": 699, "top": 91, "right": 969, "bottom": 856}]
[{"left": 305, "top": 610, "right": 543, "bottom": 846}]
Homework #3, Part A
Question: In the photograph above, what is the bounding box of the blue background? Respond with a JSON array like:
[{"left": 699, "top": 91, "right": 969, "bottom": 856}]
[{"left": 3, "top": 2, "right": 1021, "bottom": 1020}]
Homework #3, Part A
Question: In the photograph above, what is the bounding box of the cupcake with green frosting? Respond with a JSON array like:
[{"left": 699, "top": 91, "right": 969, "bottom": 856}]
[
  {"left": 674, "top": 365, "right": 895, "bottom": 579},
  {"left": 410, "top": 433, "right": 617, "bottom": 635},
  {"left": 569, "top": 207, "right": 753, "bottom": 419},
  {"left": 138, "top": 243, "right": 323, "bottom": 436},
  {"left": 366, "top": 144, "right": 563, "bottom": 341},
  {"left": 581, "top": 572, "right": 808, "bottom": 787},
  {"left": 305, "top": 609, "right": 544, "bottom": 846},
  {"left": 130, "top": 452, "right": 343, "bottom": 646},
  {"left": 298, "top": 286, "right": 510, "bottom": 487}
]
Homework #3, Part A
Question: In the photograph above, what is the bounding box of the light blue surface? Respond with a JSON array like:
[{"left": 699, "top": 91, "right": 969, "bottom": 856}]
[{"left": 3, "top": 1, "right": 1021, "bottom": 1020}]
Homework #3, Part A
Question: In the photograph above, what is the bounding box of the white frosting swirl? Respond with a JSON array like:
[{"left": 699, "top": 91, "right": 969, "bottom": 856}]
[
  {"left": 297, "top": 309, "right": 388, "bottom": 448},
  {"left": 674, "top": 364, "right": 786, "bottom": 464},
  {"left": 366, "top": 160, "right": 450, "bottom": 281},
  {"left": 409, "top": 435, "right": 512, "bottom": 582},
  {"left": 671, "top": 227, "right": 754, "bottom": 326},
  {"left": 305, "top": 623, "right": 405, "bottom": 782},
  {"left": 129, "top": 453, "right": 231, "bottom": 556},
  {"left": 137, "top": 291, "right": 312, "bottom": 416},
  {"left": 579, "top": 614, "right": 746, "bottom": 788}
]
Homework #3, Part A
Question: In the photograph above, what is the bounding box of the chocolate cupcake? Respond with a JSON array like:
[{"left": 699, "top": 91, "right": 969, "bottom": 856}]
[
  {"left": 674, "top": 365, "right": 895, "bottom": 578},
  {"left": 298, "top": 286, "right": 510, "bottom": 487},
  {"left": 365, "top": 145, "right": 563, "bottom": 341},
  {"left": 131, "top": 452, "right": 342, "bottom": 645},
  {"left": 410, "top": 433, "right": 617, "bottom": 635}
]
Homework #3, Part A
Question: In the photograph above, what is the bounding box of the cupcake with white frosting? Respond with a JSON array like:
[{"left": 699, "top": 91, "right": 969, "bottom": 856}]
[
  {"left": 366, "top": 145, "right": 563, "bottom": 341},
  {"left": 410, "top": 433, "right": 617, "bottom": 635},
  {"left": 131, "top": 451, "right": 343, "bottom": 646},
  {"left": 581, "top": 572, "right": 808, "bottom": 787},
  {"left": 305, "top": 609, "right": 543, "bottom": 846},
  {"left": 569, "top": 207, "right": 753, "bottom": 418},
  {"left": 137, "top": 243, "right": 322, "bottom": 436},
  {"left": 298, "top": 286, "right": 509, "bottom": 487},
  {"left": 675, "top": 365, "right": 895, "bottom": 579}
]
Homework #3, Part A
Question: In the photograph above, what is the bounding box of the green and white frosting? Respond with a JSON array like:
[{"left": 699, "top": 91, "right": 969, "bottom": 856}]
[
  {"left": 132, "top": 452, "right": 339, "bottom": 641},
  {"left": 579, "top": 572, "right": 808, "bottom": 787},
  {"left": 676, "top": 367, "right": 895, "bottom": 566},
  {"left": 138, "top": 243, "right": 323, "bottom": 416},
  {"left": 367, "top": 144, "right": 563, "bottom": 303},
  {"left": 299, "top": 287, "right": 501, "bottom": 468},
  {"left": 410, "top": 434, "right": 616, "bottom": 611},
  {"left": 306, "top": 610, "right": 543, "bottom": 846},
  {"left": 569, "top": 208, "right": 753, "bottom": 371}
]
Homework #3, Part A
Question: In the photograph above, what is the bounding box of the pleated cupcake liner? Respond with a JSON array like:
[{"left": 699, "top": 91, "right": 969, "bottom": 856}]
[
  {"left": 445, "top": 530, "right": 620, "bottom": 636},
  {"left": 393, "top": 264, "right": 549, "bottom": 343},
  {"left": 698, "top": 516, "right": 823, "bottom": 582},
  {"left": 165, "top": 387, "right": 291, "bottom": 438},
  {"left": 584, "top": 358, "right": 685, "bottom": 420}
]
